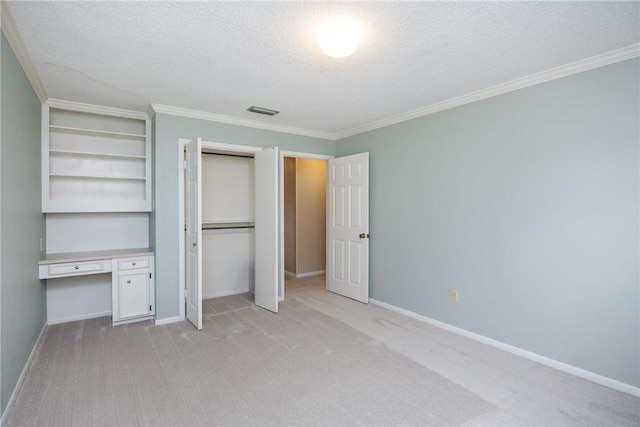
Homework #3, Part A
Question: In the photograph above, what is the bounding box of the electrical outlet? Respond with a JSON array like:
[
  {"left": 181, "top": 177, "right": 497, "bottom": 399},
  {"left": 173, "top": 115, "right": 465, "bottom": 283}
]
[{"left": 451, "top": 290, "right": 459, "bottom": 302}]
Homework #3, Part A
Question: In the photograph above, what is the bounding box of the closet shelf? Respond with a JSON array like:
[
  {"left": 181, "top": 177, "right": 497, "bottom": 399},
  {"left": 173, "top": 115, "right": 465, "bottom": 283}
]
[
  {"left": 49, "top": 125, "right": 146, "bottom": 139},
  {"left": 49, "top": 173, "right": 146, "bottom": 181},
  {"left": 49, "top": 149, "right": 146, "bottom": 160},
  {"left": 202, "top": 220, "right": 254, "bottom": 226}
]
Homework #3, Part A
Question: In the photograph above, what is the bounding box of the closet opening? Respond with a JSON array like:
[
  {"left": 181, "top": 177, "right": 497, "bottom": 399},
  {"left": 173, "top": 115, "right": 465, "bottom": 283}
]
[
  {"left": 282, "top": 156, "right": 328, "bottom": 300},
  {"left": 183, "top": 148, "right": 257, "bottom": 328}
]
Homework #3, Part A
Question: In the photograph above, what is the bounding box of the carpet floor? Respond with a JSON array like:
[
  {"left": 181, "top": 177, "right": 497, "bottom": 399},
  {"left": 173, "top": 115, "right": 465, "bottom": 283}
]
[{"left": 5, "top": 276, "right": 640, "bottom": 426}]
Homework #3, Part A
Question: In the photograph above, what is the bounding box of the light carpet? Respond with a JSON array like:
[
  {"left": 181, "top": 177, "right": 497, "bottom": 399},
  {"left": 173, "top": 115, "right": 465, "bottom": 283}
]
[{"left": 6, "top": 296, "right": 495, "bottom": 426}]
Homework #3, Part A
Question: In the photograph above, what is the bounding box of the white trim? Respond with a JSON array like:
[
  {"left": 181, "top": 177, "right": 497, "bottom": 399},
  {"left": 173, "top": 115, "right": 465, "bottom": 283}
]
[
  {"left": 284, "top": 271, "right": 296, "bottom": 279},
  {"left": 155, "top": 45, "right": 639, "bottom": 141},
  {"left": 203, "top": 288, "right": 250, "bottom": 300},
  {"left": 369, "top": 298, "right": 640, "bottom": 397},
  {"left": 0, "top": 322, "right": 47, "bottom": 426},
  {"left": 295, "top": 270, "right": 326, "bottom": 278},
  {"left": 202, "top": 140, "right": 261, "bottom": 155},
  {"left": 151, "top": 104, "right": 336, "bottom": 141},
  {"left": 280, "top": 150, "right": 333, "bottom": 161},
  {"left": 46, "top": 311, "right": 111, "bottom": 326},
  {"left": 336, "top": 43, "right": 640, "bottom": 139},
  {"left": 112, "top": 315, "right": 154, "bottom": 327},
  {"left": 154, "top": 315, "right": 184, "bottom": 326},
  {"left": 147, "top": 104, "right": 157, "bottom": 120},
  {"left": 0, "top": 4, "right": 47, "bottom": 103},
  {"left": 46, "top": 99, "right": 149, "bottom": 120}
]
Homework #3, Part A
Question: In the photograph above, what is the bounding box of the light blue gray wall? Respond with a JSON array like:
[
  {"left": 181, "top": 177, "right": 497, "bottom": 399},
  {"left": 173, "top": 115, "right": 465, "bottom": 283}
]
[
  {"left": 152, "top": 113, "right": 335, "bottom": 319},
  {"left": 337, "top": 58, "right": 640, "bottom": 387},
  {"left": 0, "top": 33, "right": 47, "bottom": 413}
]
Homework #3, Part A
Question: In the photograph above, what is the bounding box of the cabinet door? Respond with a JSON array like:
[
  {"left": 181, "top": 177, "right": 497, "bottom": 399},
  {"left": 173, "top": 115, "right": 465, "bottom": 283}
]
[{"left": 118, "top": 271, "right": 150, "bottom": 319}]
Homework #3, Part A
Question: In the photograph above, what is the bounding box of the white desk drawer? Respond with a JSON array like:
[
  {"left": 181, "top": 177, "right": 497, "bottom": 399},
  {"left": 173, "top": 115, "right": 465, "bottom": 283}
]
[
  {"left": 117, "top": 257, "right": 149, "bottom": 271},
  {"left": 43, "top": 259, "right": 110, "bottom": 279}
]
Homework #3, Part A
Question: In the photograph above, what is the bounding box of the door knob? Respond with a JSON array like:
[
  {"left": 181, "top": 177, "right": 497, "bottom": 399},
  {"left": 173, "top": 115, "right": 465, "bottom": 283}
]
[{"left": 359, "top": 233, "right": 370, "bottom": 239}]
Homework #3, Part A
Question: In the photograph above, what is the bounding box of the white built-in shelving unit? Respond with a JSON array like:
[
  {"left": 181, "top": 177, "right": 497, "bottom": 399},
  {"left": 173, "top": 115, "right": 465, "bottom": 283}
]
[{"left": 42, "top": 100, "right": 151, "bottom": 213}]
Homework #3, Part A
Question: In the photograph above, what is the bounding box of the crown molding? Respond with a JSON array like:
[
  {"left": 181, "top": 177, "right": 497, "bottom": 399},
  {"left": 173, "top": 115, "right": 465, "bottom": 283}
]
[
  {"left": 336, "top": 43, "right": 640, "bottom": 140},
  {"left": 47, "top": 99, "right": 149, "bottom": 120},
  {"left": 150, "top": 104, "right": 336, "bottom": 141},
  {"left": 1, "top": 3, "right": 47, "bottom": 103}
]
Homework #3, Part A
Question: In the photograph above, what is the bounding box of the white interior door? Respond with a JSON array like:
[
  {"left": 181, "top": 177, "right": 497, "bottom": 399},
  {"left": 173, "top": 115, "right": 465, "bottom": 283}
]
[
  {"left": 185, "top": 138, "right": 203, "bottom": 329},
  {"left": 255, "top": 147, "right": 279, "bottom": 313},
  {"left": 327, "top": 152, "right": 369, "bottom": 303}
]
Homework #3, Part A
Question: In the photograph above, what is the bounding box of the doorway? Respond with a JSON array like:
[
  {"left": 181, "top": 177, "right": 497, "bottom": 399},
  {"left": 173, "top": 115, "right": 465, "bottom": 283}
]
[{"left": 283, "top": 157, "right": 327, "bottom": 296}]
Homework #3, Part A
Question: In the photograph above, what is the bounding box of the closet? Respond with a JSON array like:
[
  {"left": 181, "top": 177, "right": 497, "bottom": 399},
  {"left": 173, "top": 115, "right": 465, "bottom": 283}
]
[
  {"left": 200, "top": 152, "right": 255, "bottom": 299},
  {"left": 184, "top": 139, "right": 279, "bottom": 329}
]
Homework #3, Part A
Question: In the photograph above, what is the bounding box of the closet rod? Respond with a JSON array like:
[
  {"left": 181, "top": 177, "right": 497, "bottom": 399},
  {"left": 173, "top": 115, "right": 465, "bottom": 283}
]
[
  {"left": 202, "top": 152, "right": 254, "bottom": 159},
  {"left": 202, "top": 225, "right": 255, "bottom": 230}
]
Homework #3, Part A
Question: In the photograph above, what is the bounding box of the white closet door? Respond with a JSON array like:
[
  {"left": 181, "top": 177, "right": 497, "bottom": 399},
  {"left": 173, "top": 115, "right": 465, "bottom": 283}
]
[
  {"left": 254, "top": 147, "right": 279, "bottom": 313},
  {"left": 185, "top": 138, "right": 203, "bottom": 329},
  {"left": 327, "top": 152, "right": 369, "bottom": 303}
]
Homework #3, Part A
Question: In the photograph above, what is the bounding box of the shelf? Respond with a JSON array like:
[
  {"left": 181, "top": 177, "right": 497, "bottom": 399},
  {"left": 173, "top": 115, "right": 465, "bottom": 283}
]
[
  {"left": 49, "top": 149, "right": 146, "bottom": 160},
  {"left": 43, "top": 102, "right": 151, "bottom": 213},
  {"left": 49, "top": 125, "right": 146, "bottom": 139},
  {"left": 202, "top": 220, "right": 254, "bottom": 225},
  {"left": 50, "top": 173, "right": 146, "bottom": 181}
]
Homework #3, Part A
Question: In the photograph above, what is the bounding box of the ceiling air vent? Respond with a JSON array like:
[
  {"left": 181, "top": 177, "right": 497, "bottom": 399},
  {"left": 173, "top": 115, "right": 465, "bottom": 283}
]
[{"left": 247, "top": 106, "right": 279, "bottom": 116}]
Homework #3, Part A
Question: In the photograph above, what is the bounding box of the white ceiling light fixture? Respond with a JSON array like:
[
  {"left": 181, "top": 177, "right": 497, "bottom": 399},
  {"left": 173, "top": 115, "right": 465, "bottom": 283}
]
[{"left": 317, "top": 16, "right": 361, "bottom": 58}]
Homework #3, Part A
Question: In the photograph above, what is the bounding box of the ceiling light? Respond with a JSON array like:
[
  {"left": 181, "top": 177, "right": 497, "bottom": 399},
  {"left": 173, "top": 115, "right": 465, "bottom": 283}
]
[
  {"left": 317, "top": 17, "right": 361, "bottom": 58},
  {"left": 247, "top": 106, "right": 279, "bottom": 116}
]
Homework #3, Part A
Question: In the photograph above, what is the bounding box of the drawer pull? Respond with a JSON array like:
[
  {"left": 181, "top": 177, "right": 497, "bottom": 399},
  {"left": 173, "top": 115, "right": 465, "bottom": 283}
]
[
  {"left": 127, "top": 280, "right": 131, "bottom": 284},
  {"left": 132, "top": 262, "right": 136, "bottom": 266},
  {"left": 74, "top": 266, "right": 79, "bottom": 270}
]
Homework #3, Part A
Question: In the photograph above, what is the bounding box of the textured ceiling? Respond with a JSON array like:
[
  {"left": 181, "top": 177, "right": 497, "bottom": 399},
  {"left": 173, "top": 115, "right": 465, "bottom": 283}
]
[{"left": 4, "top": 1, "right": 640, "bottom": 137}]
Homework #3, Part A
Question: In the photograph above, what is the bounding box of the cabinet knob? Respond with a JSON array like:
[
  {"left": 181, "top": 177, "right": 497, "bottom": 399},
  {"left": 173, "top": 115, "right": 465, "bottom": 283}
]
[
  {"left": 132, "top": 262, "right": 136, "bottom": 266},
  {"left": 74, "top": 266, "right": 79, "bottom": 270},
  {"left": 127, "top": 280, "right": 131, "bottom": 284}
]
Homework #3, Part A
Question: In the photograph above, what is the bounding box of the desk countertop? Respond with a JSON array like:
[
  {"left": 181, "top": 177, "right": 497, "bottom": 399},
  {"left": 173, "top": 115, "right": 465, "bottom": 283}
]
[{"left": 39, "top": 248, "right": 154, "bottom": 265}]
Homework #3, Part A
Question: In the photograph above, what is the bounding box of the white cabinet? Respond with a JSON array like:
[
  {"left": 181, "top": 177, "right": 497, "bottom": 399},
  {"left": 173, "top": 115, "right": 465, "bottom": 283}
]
[
  {"left": 112, "top": 255, "right": 155, "bottom": 325},
  {"left": 39, "top": 249, "right": 155, "bottom": 325},
  {"left": 42, "top": 101, "right": 151, "bottom": 213}
]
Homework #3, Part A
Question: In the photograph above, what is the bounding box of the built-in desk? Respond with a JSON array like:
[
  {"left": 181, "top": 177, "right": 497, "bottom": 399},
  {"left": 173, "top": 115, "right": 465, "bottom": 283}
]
[{"left": 39, "top": 248, "right": 155, "bottom": 325}]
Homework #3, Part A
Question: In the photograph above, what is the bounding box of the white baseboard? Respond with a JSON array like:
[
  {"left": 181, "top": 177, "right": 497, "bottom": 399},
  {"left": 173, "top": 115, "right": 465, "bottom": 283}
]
[
  {"left": 112, "top": 315, "right": 154, "bottom": 327},
  {"left": 284, "top": 271, "right": 296, "bottom": 279},
  {"left": 295, "top": 270, "right": 326, "bottom": 278},
  {"left": 1, "top": 321, "right": 47, "bottom": 426},
  {"left": 202, "top": 288, "right": 250, "bottom": 299},
  {"left": 369, "top": 298, "right": 640, "bottom": 397},
  {"left": 154, "top": 315, "right": 184, "bottom": 326},
  {"left": 47, "top": 310, "right": 111, "bottom": 326}
]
